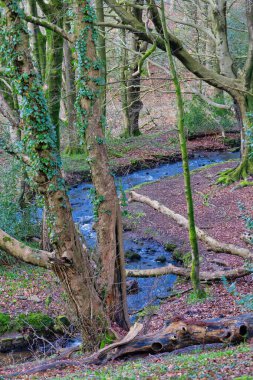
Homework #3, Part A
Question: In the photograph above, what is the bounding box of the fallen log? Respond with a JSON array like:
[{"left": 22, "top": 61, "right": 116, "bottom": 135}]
[
  {"left": 129, "top": 191, "right": 253, "bottom": 261},
  {"left": 126, "top": 264, "right": 250, "bottom": 280},
  {"left": 89, "top": 313, "right": 253, "bottom": 363},
  {"left": 6, "top": 314, "right": 253, "bottom": 376}
]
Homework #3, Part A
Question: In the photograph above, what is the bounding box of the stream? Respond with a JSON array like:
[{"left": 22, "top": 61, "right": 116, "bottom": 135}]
[
  {"left": 68, "top": 150, "right": 239, "bottom": 315},
  {"left": 0, "top": 150, "right": 239, "bottom": 365}
]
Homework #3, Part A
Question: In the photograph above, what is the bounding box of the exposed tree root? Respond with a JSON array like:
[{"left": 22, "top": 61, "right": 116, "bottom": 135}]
[
  {"left": 7, "top": 314, "right": 253, "bottom": 376},
  {"left": 216, "top": 160, "right": 253, "bottom": 185},
  {"left": 129, "top": 191, "right": 253, "bottom": 261}
]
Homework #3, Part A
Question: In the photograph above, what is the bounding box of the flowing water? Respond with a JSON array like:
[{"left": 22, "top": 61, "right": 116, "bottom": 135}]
[
  {"left": 0, "top": 150, "right": 239, "bottom": 363},
  {"left": 68, "top": 150, "right": 239, "bottom": 314}
]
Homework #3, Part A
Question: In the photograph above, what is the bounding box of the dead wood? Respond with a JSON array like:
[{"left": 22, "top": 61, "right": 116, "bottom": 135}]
[
  {"left": 86, "top": 313, "right": 253, "bottom": 363},
  {"left": 6, "top": 314, "right": 253, "bottom": 376},
  {"left": 126, "top": 264, "right": 250, "bottom": 280},
  {"left": 129, "top": 191, "right": 253, "bottom": 261}
]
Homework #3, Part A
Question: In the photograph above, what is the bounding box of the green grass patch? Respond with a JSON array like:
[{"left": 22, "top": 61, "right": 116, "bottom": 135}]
[{"left": 44, "top": 344, "right": 252, "bottom": 380}]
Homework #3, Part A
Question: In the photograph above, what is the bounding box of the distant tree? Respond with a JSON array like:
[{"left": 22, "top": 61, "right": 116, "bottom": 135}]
[{"left": 104, "top": 0, "right": 253, "bottom": 183}]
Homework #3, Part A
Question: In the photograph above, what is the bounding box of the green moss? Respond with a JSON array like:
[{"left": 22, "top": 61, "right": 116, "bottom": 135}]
[
  {"left": 125, "top": 250, "right": 141, "bottom": 261},
  {"left": 3, "top": 236, "right": 12, "bottom": 243},
  {"left": 172, "top": 249, "right": 184, "bottom": 262},
  {"left": 164, "top": 242, "right": 177, "bottom": 252},
  {"left": 0, "top": 313, "right": 11, "bottom": 334},
  {"left": 53, "top": 315, "right": 70, "bottom": 333},
  {"left": 15, "top": 312, "right": 54, "bottom": 333}
]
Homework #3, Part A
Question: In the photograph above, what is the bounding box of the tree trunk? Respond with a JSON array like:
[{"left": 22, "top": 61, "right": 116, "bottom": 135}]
[
  {"left": 160, "top": 0, "right": 203, "bottom": 297},
  {"left": 126, "top": 0, "right": 146, "bottom": 137},
  {"left": 63, "top": 37, "right": 80, "bottom": 155},
  {"left": 218, "top": 94, "right": 253, "bottom": 184},
  {"left": 91, "top": 313, "right": 253, "bottom": 363},
  {"left": 43, "top": 0, "right": 64, "bottom": 150},
  {"left": 74, "top": 0, "right": 129, "bottom": 330},
  {"left": 120, "top": 29, "right": 131, "bottom": 135},
  {"left": 95, "top": 0, "right": 107, "bottom": 122},
  {"left": 129, "top": 191, "right": 253, "bottom": 261},
  {"left": 2, "top": 0, "right": 129, "bottom": 352},
  {"left": 27, "top": 0, "right": 46, "bottom": 80}
]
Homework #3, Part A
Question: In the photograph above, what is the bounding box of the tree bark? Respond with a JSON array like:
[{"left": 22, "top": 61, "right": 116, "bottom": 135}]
[
  {"left": 63, "top": 37, "right": 80, "bottom": 154},
  {"left": 42, "top": 0, "right": 64, "bottom": 150},
  {"left": 91, "top": 313, "right": 253, "bottom": 363},
  {"left": 126, "top": 0, "right": 146, "bottom": 137},
  {"left": 74, "top": 0, "right": 129, "bottom": 330},
  {"left": 2, "top": 0, "right": 129, "bottom": 351},
  {"left": 160, "top": 0, "right": 202, "bottom": 296}
]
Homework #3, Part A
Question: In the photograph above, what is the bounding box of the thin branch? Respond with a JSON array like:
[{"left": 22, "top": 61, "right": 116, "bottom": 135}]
[
  {"left": 191, "top": 88, "right": 233, "bottom": 110},
  {"left": 23, "top": 14, "right": 74, "bottom": 43},
  {"left": 167, "top": 16, "right": 216, "bottom": 42}
]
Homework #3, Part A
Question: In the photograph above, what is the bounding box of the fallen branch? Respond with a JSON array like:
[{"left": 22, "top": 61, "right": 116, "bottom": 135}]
[
  {"left": 129, "top": 191, "right": 253, "bottom": 261},
  {"left": 126, "top": 264, "right": 250, "bottom": 280},
  {"left": 0, "top": 229, "right": 54, "bottom": 268}
]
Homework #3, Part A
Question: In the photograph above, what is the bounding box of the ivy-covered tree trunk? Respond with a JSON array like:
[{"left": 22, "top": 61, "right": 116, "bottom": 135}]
[
  {"left": 2, "top": 0, "right": 129, "bottom": 351},
  {"left": 95, "top": 0, "right": 107, "bottom": 121},
  {"left": 74, "top": 0, "right": 129, "bottom": 329}
]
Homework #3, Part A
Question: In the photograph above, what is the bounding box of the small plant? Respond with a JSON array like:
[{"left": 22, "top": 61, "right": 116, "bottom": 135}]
[
  {"left": 0, "top": 313, "right": 11, "bottom": 334},
  {"left": 196, "top": 191, "right": 211, "bottom": 206},
  {"left": 182, "top": 251, "right": 192, "bottom": 267},
  {"left": 137, "top": 305, "right": 159, "bottom": 318},
  {"left": 164, "top": 242, "right": 177, "bottom": 252},
  {"left": 222, "top": 276, "right": 253, "bottom": 311},
  {"left": 187, "top": 288, "right": 210, "bottom": 304}
]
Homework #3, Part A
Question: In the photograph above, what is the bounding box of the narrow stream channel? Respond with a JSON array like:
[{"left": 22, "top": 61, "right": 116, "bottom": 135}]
[
  {"left": 68, "top": 150, "right": 239, "bottom": 315},
  {"left": 0, "top": 150, "right": 239, "bottom": 365}
]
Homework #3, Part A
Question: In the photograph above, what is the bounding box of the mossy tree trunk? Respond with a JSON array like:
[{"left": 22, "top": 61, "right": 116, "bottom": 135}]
[
  {"left": 27, "top": 0, "right": 46, "bottom": 81},
  {"left": 1, "top": 0, "right": 129, "bottom": 351},
  {"left": 63, "top": 37, "right": 81, "bottom": 155},
  {"left": 95, "top": 0, "right": 107, "bottom": 122},
  {"left": 160, "top": 0, "right": 203, "bottom": 297},
  {"left": 74, "top": 0, "right": 129, "bottom": 329},
  {"left": 120, "top": 29, "right": 131, "bottom": 134},
  {"left": 42, "top": 0, "right": 64, "bottom": 150}
]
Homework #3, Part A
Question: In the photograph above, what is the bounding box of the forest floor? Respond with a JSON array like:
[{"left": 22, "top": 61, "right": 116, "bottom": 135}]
[{"left": 1, "top": 157, "right": 253, "bottom": 379}]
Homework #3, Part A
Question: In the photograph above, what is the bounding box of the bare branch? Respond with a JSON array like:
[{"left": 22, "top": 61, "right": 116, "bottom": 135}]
[
  {"left": 23, "top": 14, "right": 74, "bottom": 43},
  {"left": 191, "top": 88, "right": 233, "bottom": 109},
  {"left": 104, "top": 0, "right": 244, "bottom": 95}
]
